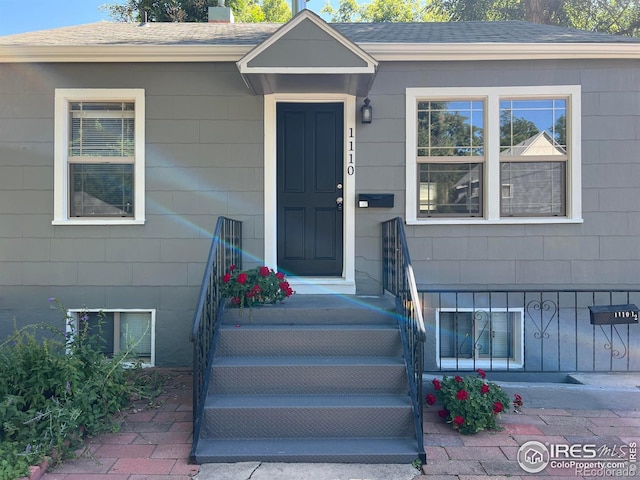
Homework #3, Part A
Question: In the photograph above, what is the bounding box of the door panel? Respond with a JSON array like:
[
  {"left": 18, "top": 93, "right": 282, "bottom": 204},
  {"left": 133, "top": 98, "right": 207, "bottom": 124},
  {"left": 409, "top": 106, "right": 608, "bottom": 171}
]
[{"left": 277, "top": 103, "right": 344, "bottom": 276}]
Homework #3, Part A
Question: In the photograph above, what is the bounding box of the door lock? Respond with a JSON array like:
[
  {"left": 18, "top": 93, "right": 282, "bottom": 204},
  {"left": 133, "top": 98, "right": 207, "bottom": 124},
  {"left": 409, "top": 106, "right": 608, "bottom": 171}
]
[
  {"left": 337, "top": 183, "right": 343, "bottom": 190},
  {"left": 336, "top": 197, "right": 343, "bottom": 211}
]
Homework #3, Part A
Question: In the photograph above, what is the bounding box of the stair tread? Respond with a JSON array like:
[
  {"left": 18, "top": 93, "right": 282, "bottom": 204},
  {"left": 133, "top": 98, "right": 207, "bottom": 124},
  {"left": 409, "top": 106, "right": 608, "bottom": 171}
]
[
  {"left": 195, "top": 436, "right": 419, "bottom": 462},
  {"left": 220, "top": 324, "right": 399, "bottom": 331},
  {"left": 212, "top": 355, "right": 405, "bottom": 366},
  {"left": 205, "top": 393, "right": 411, "bottom": 408}
]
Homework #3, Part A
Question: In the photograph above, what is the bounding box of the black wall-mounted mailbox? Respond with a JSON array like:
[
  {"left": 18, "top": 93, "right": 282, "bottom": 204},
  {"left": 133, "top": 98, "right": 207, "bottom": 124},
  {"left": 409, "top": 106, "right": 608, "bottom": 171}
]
[
  {"left": 358, "top": 193, "right": 394, "bottom": 208},
  {"left": 588, "top": 304, "right": 639, "bottom": 325}
]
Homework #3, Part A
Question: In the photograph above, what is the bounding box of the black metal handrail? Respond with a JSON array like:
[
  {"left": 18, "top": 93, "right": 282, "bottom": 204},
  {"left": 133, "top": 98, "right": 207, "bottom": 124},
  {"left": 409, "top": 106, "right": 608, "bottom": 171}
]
[
  {"left": 189, "top": 217, "right": 242, "bottom": 463},
  {"left": 382, "top": 217, "right": 426, "bottom": 463}
]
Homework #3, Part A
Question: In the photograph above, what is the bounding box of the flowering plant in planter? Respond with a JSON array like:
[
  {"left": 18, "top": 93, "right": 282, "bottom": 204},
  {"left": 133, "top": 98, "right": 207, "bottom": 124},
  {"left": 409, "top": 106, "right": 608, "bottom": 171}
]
[
  {"left": 426, "top": 369, "right": 511, "bottom": 434},
  {"left": 220, "top": 265, "right": 294, "bottom": 308}
]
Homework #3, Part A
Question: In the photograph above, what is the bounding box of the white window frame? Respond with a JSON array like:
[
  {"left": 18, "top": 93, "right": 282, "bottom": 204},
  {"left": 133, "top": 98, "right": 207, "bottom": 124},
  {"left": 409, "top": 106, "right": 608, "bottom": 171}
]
[
  {"left": 53, "top": 89, "right": 146, "bottom": 225},
  {"left": 66, "top": 308, "right": 156, "bottom": 367},
  {"left": 435, "top": 307, "right": 524, "bottom": 369},
  {"left": 406, "top": 86, "right": 582, "bottom": 225}
]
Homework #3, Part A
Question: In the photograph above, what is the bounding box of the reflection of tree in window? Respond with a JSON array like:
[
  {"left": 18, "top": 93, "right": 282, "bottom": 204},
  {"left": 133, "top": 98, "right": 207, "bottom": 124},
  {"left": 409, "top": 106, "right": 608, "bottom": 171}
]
[
  {"left": 418, "top": 100, "right": 484, "bottom": 216},
  {"left": 499, "top": 99, "right": 567, "bottom": 216}
]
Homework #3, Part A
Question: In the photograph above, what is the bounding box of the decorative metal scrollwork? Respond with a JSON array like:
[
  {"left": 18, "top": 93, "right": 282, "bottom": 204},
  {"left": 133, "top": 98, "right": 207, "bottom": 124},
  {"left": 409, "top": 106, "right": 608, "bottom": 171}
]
[
  {"left": 526, "top": 299, "right": 558, "bottom": 339},
  {"left": 473, "top": 310, "right": 490, "bottom": 353},
  {"left": 599, "top": 325, "right": 628, "bottom": 359}
]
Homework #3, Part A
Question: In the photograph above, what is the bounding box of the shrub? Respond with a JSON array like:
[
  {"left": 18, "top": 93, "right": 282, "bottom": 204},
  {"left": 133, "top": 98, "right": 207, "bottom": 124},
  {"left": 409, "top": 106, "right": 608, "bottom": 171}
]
[
  {"left": 0, "top": 300, "right": 136, "bottom": 478},
  {"left": 220, "top": 265, "right": 294, "bottom": 308},
  {"left": 428, "top": 369, "right": 511, "bottom": 434}
]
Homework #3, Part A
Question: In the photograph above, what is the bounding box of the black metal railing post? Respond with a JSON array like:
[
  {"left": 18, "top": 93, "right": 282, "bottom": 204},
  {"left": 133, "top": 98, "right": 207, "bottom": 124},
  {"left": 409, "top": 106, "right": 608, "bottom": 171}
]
[
  {"left": 382, "top": 217, "right": 426, "bottom": 463},
  {"left": 189, "top": 217, "right": 242, "bottom": 463}
]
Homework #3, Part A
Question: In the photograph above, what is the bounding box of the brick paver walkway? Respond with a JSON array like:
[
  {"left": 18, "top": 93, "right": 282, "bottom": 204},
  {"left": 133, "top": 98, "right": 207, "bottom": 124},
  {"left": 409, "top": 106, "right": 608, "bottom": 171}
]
[
  {"left": 41, "top": 368, "right": 200, "bottom": 480},
  {"left": 415, "top": 406, "right": 640, "bottom": 479},
  {"left": 37, "top": 369, "right": 640, "bottom": 480}
]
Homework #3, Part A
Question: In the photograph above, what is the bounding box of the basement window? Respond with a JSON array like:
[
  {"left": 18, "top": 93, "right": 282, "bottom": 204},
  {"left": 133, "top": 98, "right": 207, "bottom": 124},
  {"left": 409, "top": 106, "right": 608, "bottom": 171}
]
[
  {"left": 67, "top": 309, "right": 155, "bottom": 367},
  {"left": 436, "top": 308, "right": 524, "bottom": 369}
]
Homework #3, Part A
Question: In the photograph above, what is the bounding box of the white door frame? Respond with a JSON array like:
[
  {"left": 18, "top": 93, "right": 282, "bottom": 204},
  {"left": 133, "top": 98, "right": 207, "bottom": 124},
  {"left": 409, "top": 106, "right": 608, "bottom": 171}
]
[{"left": 264, "top": 93, "right": 356, "bottom": 295}]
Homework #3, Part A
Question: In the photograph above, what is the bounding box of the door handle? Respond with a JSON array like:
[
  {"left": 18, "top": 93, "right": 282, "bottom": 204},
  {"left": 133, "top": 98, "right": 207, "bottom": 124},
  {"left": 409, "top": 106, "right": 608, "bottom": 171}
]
[{"left": 336, "top": 197, "right": 343, "bottom": 211}]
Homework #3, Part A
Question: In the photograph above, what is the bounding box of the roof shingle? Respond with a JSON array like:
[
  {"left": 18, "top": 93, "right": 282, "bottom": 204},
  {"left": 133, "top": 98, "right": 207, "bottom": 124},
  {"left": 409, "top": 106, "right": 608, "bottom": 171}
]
[{"left": 1, "top": 20, "right": 639, "bottom": 47}]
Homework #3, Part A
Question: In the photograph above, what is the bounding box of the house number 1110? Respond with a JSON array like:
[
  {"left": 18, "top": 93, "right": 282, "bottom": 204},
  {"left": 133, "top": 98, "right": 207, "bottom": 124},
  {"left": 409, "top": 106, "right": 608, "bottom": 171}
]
[{"left": 347, "top": 128, "right": 355, "bottom": 175}]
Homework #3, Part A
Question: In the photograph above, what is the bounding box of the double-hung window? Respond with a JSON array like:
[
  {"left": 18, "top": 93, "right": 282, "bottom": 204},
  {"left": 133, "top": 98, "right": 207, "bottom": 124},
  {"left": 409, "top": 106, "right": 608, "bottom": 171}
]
[
  {"left": 406, "top": 86, "right": 581, "bottom": 224},
  {"left": 54, "top": 89, "right": 145, "bottom": 225}
]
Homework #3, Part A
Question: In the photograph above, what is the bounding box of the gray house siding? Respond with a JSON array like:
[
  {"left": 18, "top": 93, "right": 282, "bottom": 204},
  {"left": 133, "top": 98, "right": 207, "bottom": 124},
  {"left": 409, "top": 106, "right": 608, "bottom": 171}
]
[
  {"left": 0, "top": 62, "right": 264, "bottom": 366},
  {"left": 246, "top": 18, "right": 368, "bottom": 69},
  {"left": 355, "top": 59, "right": 640, "bottom": 291},
  {"left": 353, "top": 59, "right": 640, "bottom": 372},
  {"left": 2, "top": 56, "right": 640, "bottom": 367}
]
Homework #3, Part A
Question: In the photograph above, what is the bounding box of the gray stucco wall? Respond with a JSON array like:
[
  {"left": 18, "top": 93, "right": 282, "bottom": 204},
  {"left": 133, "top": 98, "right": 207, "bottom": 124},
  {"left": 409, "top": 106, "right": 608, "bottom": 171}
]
[
  {"left": 2, "top": 57, "right": 640, "bottom": 366},
  {"left": 0, "top": 62, "right": 264, "bottom": 366}
]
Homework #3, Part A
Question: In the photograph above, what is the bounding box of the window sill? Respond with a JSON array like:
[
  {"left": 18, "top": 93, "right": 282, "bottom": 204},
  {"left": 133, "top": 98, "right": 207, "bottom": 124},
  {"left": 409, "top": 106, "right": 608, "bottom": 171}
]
[
  {"left": 52, "top": 218, "right": 145, "bottom": 226},
  {"left": 407, "top": 217, "right": 583, "bottom": 226},
  {"left": 438, "top": 359, "right": 523, "bottom": 370}
]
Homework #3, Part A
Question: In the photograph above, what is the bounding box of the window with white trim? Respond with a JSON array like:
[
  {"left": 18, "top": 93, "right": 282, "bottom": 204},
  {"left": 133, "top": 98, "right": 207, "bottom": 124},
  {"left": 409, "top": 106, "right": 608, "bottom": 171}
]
[
  {"left": 436, "top": 308, "right": 524, "bottom": 369},
  {"left": 68, "top": 309, "right": 155, "bottom": 367},
  {"left": 54, "top": 89, "right": 145, "bottom": 225},
  {"left": 406, "top": 86, "right": 581, "bottom": 224}
]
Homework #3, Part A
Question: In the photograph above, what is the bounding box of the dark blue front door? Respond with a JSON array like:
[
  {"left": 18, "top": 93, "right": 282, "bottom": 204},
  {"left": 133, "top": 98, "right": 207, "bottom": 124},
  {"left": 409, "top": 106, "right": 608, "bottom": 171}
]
[{"left": 276, "top": 103, "right": 344, "bottom": 276}]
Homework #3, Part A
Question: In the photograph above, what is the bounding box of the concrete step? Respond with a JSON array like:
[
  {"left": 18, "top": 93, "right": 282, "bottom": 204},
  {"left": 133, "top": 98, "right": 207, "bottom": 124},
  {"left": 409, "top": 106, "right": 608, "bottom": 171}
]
[
  {"left": 200, "top": 394, "right": 415, "bottom": 439},
  {"left": 209, "top": 356, "right": 408, "bottom": 395},
  {"left": 216, "top": 324, "right": 403, "bottom": 357}
]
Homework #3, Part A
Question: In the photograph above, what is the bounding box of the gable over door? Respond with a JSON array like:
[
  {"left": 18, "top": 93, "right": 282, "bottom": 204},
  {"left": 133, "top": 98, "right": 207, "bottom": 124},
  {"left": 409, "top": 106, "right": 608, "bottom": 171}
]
[{"left": 276, "top": 102, "right": 344, "bottom": 276}]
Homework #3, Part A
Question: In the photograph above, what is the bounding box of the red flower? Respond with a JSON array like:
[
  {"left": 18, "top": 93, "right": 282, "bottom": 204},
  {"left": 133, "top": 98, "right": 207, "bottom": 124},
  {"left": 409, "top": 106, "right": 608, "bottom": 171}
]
[
  {"left": 477, "top": 368, "right": 486, "bottom": 379},
  {"left": 425, "top": 394, "right": 436, "bottom": 405},
  {"left": 454, "top": 375, "right": 463, "bottom": 383},
  {"left": 252, "top": 284, "right": 262, "bottom": 293},
  {"left": 481, "top": 384, "right": 490, "bottom": 395},
  {"left": 493, "top": 401, "right": 504, "bottom": 414},
  {"left": 432, "top": 378, "right": 441, "bottom": 390},
  {"left": 259, "top": 266, "right": 270, "bottom": 277},
  {"left": 278, "top": 281, "right": 293, "bottom": 297},
  {"left": 276, "top": 272, "right": 285, "bottom": 280},
  {"left": 229, "top": 264, "right": 236, "bottom": 271},
  {"left": 231, "top": 296, "right": 241, "bottom": 305},
  {"left": 453, "top": 416, "right": 464, "bottom": 426},
  {"left": 222, "top": 273, "right": 231, "bottom": 283},
  {"left": 438, "top": 409, "right": 449, "bottom": 419},
  {"left": 456, "top": 390, "right": 469, "bottom": 401},
  {"left": 237, "top": 273, "right": 248, "bottom": 285}
]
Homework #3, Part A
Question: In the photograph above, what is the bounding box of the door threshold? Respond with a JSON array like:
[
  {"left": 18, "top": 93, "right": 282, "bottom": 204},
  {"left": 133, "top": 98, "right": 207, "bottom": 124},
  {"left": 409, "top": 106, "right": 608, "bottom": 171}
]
[{"left": 288, "top": 277, "right": 356, "bottom": 295}]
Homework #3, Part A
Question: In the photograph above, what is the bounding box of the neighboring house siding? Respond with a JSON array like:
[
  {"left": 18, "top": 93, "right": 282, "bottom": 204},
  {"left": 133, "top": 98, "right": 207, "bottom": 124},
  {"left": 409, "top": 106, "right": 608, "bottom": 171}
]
[
  {"left": 354, "top": 59, "right": 640, "bottom": 293},
  {"left": 0, "top": 62, "right": 263, "bottom": 366}
]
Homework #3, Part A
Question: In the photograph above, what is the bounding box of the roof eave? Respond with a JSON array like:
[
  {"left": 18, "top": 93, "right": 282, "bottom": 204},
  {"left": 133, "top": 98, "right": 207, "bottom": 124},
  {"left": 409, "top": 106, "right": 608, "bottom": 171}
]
[
  {"left": 2, "top": 42, "right": 640, "bottom": 63},
  {"left": 0, "top": 44, "right": 252, "bottom": 63},
  {"left": 363, "top": 42, "right": 640, "bottom": 61}
]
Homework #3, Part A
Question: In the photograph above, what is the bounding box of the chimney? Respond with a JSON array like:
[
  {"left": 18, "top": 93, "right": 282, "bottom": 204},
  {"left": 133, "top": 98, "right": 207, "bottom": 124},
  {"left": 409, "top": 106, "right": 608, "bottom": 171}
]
[
  {"left": 209, "top": 0, "right": 234, "bottom": 23},
  {"left": 292, "top": 0, "right": 307, "bottom": 15}
]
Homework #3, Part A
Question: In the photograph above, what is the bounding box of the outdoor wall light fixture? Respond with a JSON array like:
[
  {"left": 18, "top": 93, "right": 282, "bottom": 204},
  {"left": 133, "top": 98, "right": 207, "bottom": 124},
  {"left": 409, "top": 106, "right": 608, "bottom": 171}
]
[{"left": 361, "top": 98, "right": 372, "bottom": 124}]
